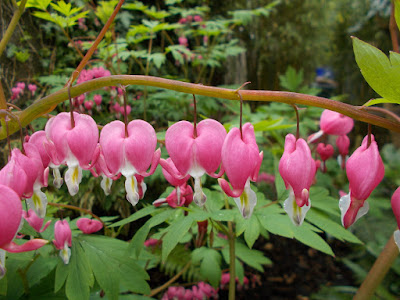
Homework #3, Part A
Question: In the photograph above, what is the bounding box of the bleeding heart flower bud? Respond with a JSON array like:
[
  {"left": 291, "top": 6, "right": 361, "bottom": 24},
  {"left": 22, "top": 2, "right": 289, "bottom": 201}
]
[
  {"left": 218, "top": 123, "right": 263, "bottom": 218},
  {"left": 28, "top": 84, "right": 37, "bottom": 96},
  {"left": 336, "top": 135, "right": 350, "bottom": 169},
  {"left": 84, "top": 100, "right": 94, "bottom": 111},
  {"left": 93, "top": 94, "right": 102, "bottom": 106},
  {"left": 310, "top": 110, "right": 354, "bottom": 142},
  {"left": 165, "top": 119, "right": 226, "bottom": 207},
  {"left": 339, "top": 135, "right": 384, "bottom": 228},
  {"left": 279, "top": 134, "right": 316, "bottom": 225},
  {"left": 53, "top": 220, "right": 72, "bottom": 264},
  {"left": 316, "top": 143, "right": 334, "bottom": 173},
  {"left": 22, "top": 209, "right": 51, "bottom": 233},
  {"left": 391, "top": 187, "right": 400, "bottom": 249},
  {"left": 76, "top": 218, "right": 103, "bottom": 234},
  {"left": 100, "top": 120, "right": 160, "bottom": 206}
]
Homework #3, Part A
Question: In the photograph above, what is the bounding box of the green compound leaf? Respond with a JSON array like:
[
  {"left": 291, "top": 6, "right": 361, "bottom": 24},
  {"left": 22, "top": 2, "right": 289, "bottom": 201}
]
[
  {"left": 199, "top": 249, "right": 222, "bottom": 287},
  {"left": 235, "top": 242, "right": 272, "bottom": 272},
  {"left": 293, "top": 225, "right": 334, "bottom": 256},
  {"left": 352, "top": 37, "right": 400, "bottom": 105},
  {"left": 162, "top": 215, "right": 194, "bottom": 261}
]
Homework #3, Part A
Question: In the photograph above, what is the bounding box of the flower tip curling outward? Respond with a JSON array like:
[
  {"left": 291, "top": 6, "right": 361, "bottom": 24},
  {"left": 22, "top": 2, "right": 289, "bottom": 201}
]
[
  {"left": 76, "top": 218, "right": 103, "bottom": 234},
  {"left": 391, "top": 187, "right": 400, "bottom": 249},
  {"left": 279, "top": 134, "right": 316, "bottom": 226},
  {"left": 53, "top": 220, "right": 72, "bottom": 264},
  {"left": 339, "top": 134, "right": 384, "bottom": 228}
]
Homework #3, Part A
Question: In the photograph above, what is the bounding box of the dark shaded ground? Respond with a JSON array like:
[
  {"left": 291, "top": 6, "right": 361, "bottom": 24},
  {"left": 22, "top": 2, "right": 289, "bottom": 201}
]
[{"left": 220, "top": 235, "right": 355, "bottom": 300}]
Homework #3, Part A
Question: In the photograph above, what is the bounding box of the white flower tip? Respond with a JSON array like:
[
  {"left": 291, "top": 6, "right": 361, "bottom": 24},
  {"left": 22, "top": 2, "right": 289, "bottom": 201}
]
[
  {"left": 60, "top": 244, "right": 71, "bottom": 265},
  {"left": 193, "top": 176, "right": 207, "bottom": 207},
  {"left": 125, "top": 176, "right": 139, "bottom": 206},
  {"left": 234, "top": 184, "right": 257, "bottom": 219},
  {"left": 0, "top": 249, "right": 5, "bottom": 279},
  {"left": 100, "top": 176, "right": 112, "bottom": 196},
  {"left": 394, "top": 230, "right": 400, "bottom": 251},
  {"left": 284, "top": 191, "right": 310, "bottom": 226},
  {"left": 65, "top": 166, "right": 82, "bottom": 196},
  {"left": 52, "top": 168, "right": 63, "bottom": 189},
  {"left": 27, "top": 190, "right": 48, "bottom": 218},
  {"left": 339, "top": 193, "right": 351, "bottom": 227}
]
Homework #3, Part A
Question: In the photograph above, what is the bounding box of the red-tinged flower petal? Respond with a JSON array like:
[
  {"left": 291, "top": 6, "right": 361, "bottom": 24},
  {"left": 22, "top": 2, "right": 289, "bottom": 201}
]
[
  {"left": 346, "top": 135, "right": 384, "bottom": 201},
  {"left": 2, "top": 239, "right": 48, "bottom": 253},
  {"left": 161, "top": 158, "right": 190, "bottom": 186},
  {"left": 22, "top": 209, "right": 44, "bottom": 232},
  {"left": 339, "top": 192, "right": 369, "bottom": 228},
  {"left": 336, "top": 135, "right": 350, "bottom": 156},
  {"left": 316, "top": 143, "right": 334, "bottom": 161},
  {"left": 53, "top": 220, "right": 71, "bottom": 250},
  {"left": 76, "top": 218, "right": 103, "bottom": 234},
  {"left": 138, "top": 148, "right": 161, "bottom": 177},
  {"left": 27, "top": 131, "right": 51, "bottom": 168},
  {"left": 218, "top": 178, "right": 242, "bottom": 198},
  {"left": 0, "top": 185, "right": 22, "bottom": 248}
]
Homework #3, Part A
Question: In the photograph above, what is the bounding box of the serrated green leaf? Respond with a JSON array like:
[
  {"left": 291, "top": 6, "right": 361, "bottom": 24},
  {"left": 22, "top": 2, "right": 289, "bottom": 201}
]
[
  {"left": 293, "top": 225, "right": 334, "bottom": 256},
  {"left": 306, "top": 210, "right": 362, "bottom": 244},
  {"left": 162, "top": 216, "right": 194, "bottom": 261},
  {"left": 0, "top": 276, "right": 7, "bottom": 295},
  {"left": 23, "top": 0, "right": 52, "bottom": 11},
  {"left": 257, "top": 214, "right": 294, "bottom": 238},
  {"left": 149, "top": 53, "right": 166, "bottom": 69},
  {"left": 110, "top": 205, "right": 157, "bottom": 227},
  {"left": 210, "top": 209, "right": 235, "bottom": 221},
  {"left": 352, "top": 37, "right": 400, "bottom": 105},
  {"left": 244, "top": 217, "right": 260, "bottom": 248},
  {"left": 309, "top": 187, "right": 341, "bottom": 217},
  {"left": 235, "top": 242, "right": 271, "bottom": 272},
  {"left": 235, "top": 258, "right": 244, "bottom": 284},
  {"left": 395, "top": 0, "right": 400, "bottom": 33},
  {"left": 65, "top": 242, "right": 94, "bottom": 300},
  {"left": 54, "top": 260, "right": 68, "bottom": 293},
  {"left": 199, "top": 249, "right": 221, "bottom": 287}
]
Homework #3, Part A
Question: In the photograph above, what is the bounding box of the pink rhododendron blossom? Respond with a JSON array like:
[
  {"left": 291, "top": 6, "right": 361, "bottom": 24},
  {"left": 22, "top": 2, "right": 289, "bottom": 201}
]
[
  {"left": 76, "top": 218, "right": 103, "bottom": 234},
  {"left": 100, "top": 120, "right": 160, "bottom": 206},
  {"left": 391, "top": 187, "right": 400, "bottom": 249},
  {"left": 165, "top": 119, "right": 226, "bottom": 207},
  {"left": 309, "top": 110, "right": 354, "bottom": 142},
  {"left": 53, "top": 220, "right": 72, "bottom": 264},
  {"left": 218, "top": 123, "right": 263, "bottom": 218},
  {"left": 0, "top": 185, "right": 47, "bottom": 278},
  {"left": 339, "top": 135, "right": 384, "bottom": 228},
  {"left": 336, "top": 135, "right": 350, "bottom": 169},
  {"left": 22, "top": 209, "right": 51, "bottom": 233},
  {"left": 45, "top": 112, "right": 100, "bottom": 196},
  {"left": 279, "top": 134, "right": 316, "bottom": 225}
]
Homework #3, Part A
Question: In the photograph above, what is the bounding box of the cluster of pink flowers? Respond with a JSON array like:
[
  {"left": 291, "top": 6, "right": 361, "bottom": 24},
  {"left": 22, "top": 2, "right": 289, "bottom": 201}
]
[
  {"left": 76, "top": 66, "right": 111, "bottom": 84},
  {"left": 178, "top": 15, "right": 203, "bottom": 24},
  {"left": 10, "top": 82, "right": 37, "bottom": 101},
  {"left": 162, "top": 282, "right": 217, "bottom": 300},
  {"left": 279, "top": 109, "right": 384, "bottom": 227}
]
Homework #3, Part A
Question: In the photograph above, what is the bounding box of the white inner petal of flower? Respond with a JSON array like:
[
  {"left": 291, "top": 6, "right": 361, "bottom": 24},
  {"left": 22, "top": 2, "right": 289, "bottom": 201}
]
[
  {"left": 394, "top": 230, "right": 400, "bottom": 251},
  {"left": 0, "top": 249, "right": 6, "bottom": 279},
  {"left": 60, "top": 242, "right": 71, "bottom": 265},
  {"left": 233, "top": 180, "right": 257, "bottom": 219},
  {"left": 27, "top": 186, "right": 48, "bottom": 218},
  {"left": 125, "top": 175, "right": 139, "bottom": 206},
  {"left": 65, "top": 165, "right": 82, "bottom": 196},
  {"left": 284, "top": 187, "right": 310, "bottom": 226},
  {"left": 193, "top": 176, "right": 207, "bottom": 206},
  {"left": 100, "top": 175, "right": 112, "bottom": 195}
]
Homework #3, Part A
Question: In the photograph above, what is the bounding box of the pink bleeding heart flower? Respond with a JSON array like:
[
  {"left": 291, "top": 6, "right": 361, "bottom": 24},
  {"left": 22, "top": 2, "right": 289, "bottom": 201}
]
[
  {"left": 76, "top": 218, "right": 103, "bottom": 234},
  {"left": 93, "top": 94, "right": 102, "bottom": 106},
  {"left": 100, "top": 120, "right": 160, "bottom": 206},
  {"left": 120, "top": 105, "right": 132, "bottom": 116},
  {"left": 309, "top": 110, "right": 354, "bottom": 142},
  {"left": 336, "top": 135, "right": 350, "bottom": 169},
  {"left": 53, "top": 220, "right": 72, "bottom": 264},
  {"left": 391, "top": 187, "right": 400, "bottom": 249},
  {"left": 12, "top": 146, "right": 49, "bottom": 218},
  {"left": 218, "top": 123, "right": 263, "bottom": 218},
  {"left": 0, "top": 185, "right": 48, "bottom": 278},
  {"left": 316, "top": 143, "right": 334, "bottom": 173},
  {"left": 0, "top": 155, "right": 27, "bottom": 198},
  {"left": 28, "top": 84, "right": 37, "bottom": 96},
  {"left": 164, "top": 119, "right": 226, "bottom": 207},
  {"left": 22, "top": 209, "right": 51, "bottom": 233},
  {"left": 17, "top": 82, "right": 25, "bottom": 90},
  {"left": 90, "top": 149, "right": 120, "bottom": 195},
  {"left": 45, "top": 112, "right": 100, "bottom": 196},
  {"left": 160, "top": 158, "right": 191, "bottom": 187},
  {"left": 279, "top": 134, "right": 316, "bottom": 225},
  {"left": 25, "top": 130, "right": 51, "bottom": 169},
  {"left": 84, "top": 100, "right": 94, "bottom": 111},
  {"left": 339, "top": 135, "right": 384, "bottom": 228},
  {"left": 153, "top": 184, "right": 193, "bottom": 208}
]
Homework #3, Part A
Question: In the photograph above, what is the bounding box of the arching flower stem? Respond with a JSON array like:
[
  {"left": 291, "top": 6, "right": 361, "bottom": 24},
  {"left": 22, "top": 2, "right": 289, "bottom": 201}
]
[
  {"left": 193, "top": 94, "right": 197, "bottom": 138},
  {"left": 291, "top": 104, "right": 300, "bottom": 140},
  {"left": 3, "top": 75, "right": 400, "bottom": 140},
  {"left": 119, "top": 85, "right": 129, "bottom": 137},
  {"left": 67, "top": 84, "right": 75, "bottom": 129},
  {"left": 367, "top": 124, "right": 372, "bottom": 148}
]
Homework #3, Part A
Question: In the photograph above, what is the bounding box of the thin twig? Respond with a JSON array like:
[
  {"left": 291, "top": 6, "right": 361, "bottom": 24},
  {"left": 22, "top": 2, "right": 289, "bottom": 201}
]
[
  {"left": 148, "top": 261, "right": 192, "bottom": 297},
  {"left": 291, "top": 104, "right": 300, "bottom": 140}
]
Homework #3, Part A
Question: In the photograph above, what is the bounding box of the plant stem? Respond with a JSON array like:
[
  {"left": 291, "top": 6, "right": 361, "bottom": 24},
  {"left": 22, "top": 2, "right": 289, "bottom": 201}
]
[
  {"left": 0, "top": 81, "right": 7, "bottom": 109},
  {"left": 354, "top": 233, "right": 399, "bottom": 300},
  {"left": 0, "top": 0, "right": 28, "bottom": 57},
  {"left": 227, "top": 222, "right": 236, "bottom": 300},
  {"left": 3, "top": 75, "right": 400, "bottom": 139},
  {"left": 66, "top": 0, "right": 125, "bottom": 86},
  {"left": 148, "top": 261, "right": 191, "bottom": 297}
]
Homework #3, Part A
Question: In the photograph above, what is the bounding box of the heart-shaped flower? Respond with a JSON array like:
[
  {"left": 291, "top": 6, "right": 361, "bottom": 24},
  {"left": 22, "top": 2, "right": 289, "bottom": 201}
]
[
  {"left": 100, "top": 120, "right": 160, "bottom": 206},
  {"left": 76, "top": 218, "right": 103, "bottom": 234},
  {"left": 164, "top": 119, "right": 226, "bottom": 206},
  {"left": 218, "top": 123, "right": 263, "bottom": 218}
]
